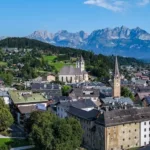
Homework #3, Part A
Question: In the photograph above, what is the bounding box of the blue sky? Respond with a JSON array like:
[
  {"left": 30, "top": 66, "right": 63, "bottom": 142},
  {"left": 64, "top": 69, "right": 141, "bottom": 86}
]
[{"left": 0, "top": 0, "right": 150, "bottom": 36}]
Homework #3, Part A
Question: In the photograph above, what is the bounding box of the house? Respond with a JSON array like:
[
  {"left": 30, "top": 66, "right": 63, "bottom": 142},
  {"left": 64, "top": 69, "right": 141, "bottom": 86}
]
[
  {"left": 56, "top": 99, "right": 97, "bottom": 118},
  {"left": 133, "top": 79, "right": 148, "bottom": 87},
  {"left": 0, "top": 90, "right": 10, "bottom": 104},
  {"left": 100, "top": 97, "right": 134, "bottom": 107},
  {"left": 80, "top": 82, "right": 106, "bottom": 89},
  {"left": 58, "top": 56, "right": 88, "bottom": 83},
  {"left": 67, "top": 105, "right": 150, "bottom": 150},
  {"left": 135, "top": 92, "right": 150, "bottom": 105},
  {"left": 67, "top": 107, "right": 100, "bottom": 149},
  {"left": 142, "top": 96, "right": 150, "bottom": 107},
  {"left": 69, "top": 88, "right": 100, "bottom": 102},
  {"left": 94, "top": 108, "right": 142, "bottom": 150},
  {"left": 42, "top": 73, "right": 56, "bottom": 82},
  {"left": 99, "top": 87, "right": 112, "bottom": 98},
  {"left": 31, "top": 83, "right": 62, "bottom": 99},
  {"left": 8, "top": 90, "right": 48, "bottom": 126}
]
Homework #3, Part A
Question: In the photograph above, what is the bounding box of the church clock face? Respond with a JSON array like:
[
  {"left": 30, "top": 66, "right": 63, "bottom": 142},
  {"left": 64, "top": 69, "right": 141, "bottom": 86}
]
[{"left": 115, "top": 83, "right": 120, "bottom": 86}]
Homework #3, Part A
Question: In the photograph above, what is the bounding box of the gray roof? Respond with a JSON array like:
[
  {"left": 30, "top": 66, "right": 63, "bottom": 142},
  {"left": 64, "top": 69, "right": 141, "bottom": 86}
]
[
  {"left": 101, "top": 97, "right": 134, "bottom": 105},
  {"left": 144, "top": 96, "right": 150, "bottom": 105},
  {"left": 32, "top": 83, "right": 61, "bottom": 91},
  {"left": 100, "top": 87, "right": 112, "bottom": 98},
  {"left": 96, "top": 107, "right": 150, "bottom": 127},
  {"left": 70, "top": 88, "right": 100, "bottom": 98},
  {"left": 59, "top": 99, "right": 96, "bottom": 109},
  {"left": 67, "top": 106, "right": 100, "bottom": 121},
  {"left": 59, "top": 66, "right": 87, "bottom": 75},
  {"left": 0, "top": 91, "right": 9, "bottom": 97}
]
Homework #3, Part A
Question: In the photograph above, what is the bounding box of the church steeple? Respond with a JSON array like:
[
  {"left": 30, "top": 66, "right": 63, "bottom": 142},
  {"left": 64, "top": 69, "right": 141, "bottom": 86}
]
[
  {"left": 114, "top": 56, "right": 120, "bottom": 78},
  {"left": 113, "top": 56, "right": 121, "bottom": 98},
  {"left": 80, "top": 55, "right": 85, "bottom": 72},
  {"left": 76, "top": 57, "right": 80, "bottom": 68}
]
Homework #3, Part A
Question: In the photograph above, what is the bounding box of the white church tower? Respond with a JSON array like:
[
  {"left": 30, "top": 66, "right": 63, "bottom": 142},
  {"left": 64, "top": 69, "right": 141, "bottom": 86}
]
[
  {"left": 80, "top": 56, "right": 85, "bottom": 72},
  {"left": 76, "top": 57, "right": 80, "bottom": 68}
]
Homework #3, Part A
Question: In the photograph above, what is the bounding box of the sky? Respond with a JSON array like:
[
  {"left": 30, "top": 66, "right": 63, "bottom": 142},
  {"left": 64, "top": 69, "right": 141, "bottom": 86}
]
[{"left": 0, "top": 0, "right": 150, "bottom": 36}]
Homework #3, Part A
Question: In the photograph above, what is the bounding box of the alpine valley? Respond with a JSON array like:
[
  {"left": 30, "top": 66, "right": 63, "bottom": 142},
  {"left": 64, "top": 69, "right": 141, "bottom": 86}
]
[{"left": 2, "top": 26, "right": 150, "bottom": 58}]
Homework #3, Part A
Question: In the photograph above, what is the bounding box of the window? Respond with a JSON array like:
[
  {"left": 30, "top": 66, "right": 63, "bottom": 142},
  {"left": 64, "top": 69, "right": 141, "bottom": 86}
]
[
  {"left": 121, "top": 145, "right": 123, "bottom": 149},
  {"left": 123, "top": 139, "right": 125, "bottom": 141},
  {"left": 144, "top": 122, "right": 146, "bottom": 125},
  {"left": 129, "top": 138, "right": 131, "bottom": 140},
  {"left": 135, "top": 137, "right": 136, "bottom": 139},
  {"left": 61, "top": 77, "right": 63, "bottom": 82},
  {"left": 111, "top": 148, "right": 113, "bottom": 150},
  {"left": 123, "top": 131, "right": 125, "bottom": 134},
  {"left": 144, "top": 142, "right": 146, "bottom": 145},
  {"left": 136, "top": 143, "right": 138, "bottom": 146},
  {"left": 144, "top": 128, "right": 146, "bottom": 132},
  {"left": 128, "top": 145, "right": 130, "bottom": 148},
  {"left": 129, "top": 130, "right": 131, "bottom": 133},
  {"left": 144, "top": 135, "right": 146, "bottom": 138},
  {"left": 135, "top": 129, "right": 137, "bottom": 132}
]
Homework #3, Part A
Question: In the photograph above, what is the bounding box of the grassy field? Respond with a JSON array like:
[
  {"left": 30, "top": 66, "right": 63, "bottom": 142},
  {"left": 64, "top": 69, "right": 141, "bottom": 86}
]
[
  {"left": 43, "top": 55, "right": 74, "bottom": 71},
  {"left": 0, "top": 61, "right": 7, "bottom": 66},
  {"left": 43, "top": 55, "right": 57, "bottom": 62},
  {"left": 0, "top": 138, "right": 29, "bottom": 148}
]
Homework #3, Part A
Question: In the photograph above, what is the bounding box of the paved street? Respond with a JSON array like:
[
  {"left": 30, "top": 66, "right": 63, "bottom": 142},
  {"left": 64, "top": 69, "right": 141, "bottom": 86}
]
[{"left": 10, "top": 145, "right": 34, "bottom": 150}]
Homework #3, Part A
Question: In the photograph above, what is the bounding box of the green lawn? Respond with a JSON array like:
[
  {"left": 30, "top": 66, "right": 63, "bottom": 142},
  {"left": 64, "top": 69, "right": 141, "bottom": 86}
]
[
  {"left": 0, "top": 138, "right": 29, "bottom": 147},
  {"left": 43, "top": 55, "right": 57, "bottom": 61},
  {"left": 0, "top": 61, "right": 7, "bottom": 66},
  {"left": 43, "top": 55, "right": 75, "bottom": 71}
]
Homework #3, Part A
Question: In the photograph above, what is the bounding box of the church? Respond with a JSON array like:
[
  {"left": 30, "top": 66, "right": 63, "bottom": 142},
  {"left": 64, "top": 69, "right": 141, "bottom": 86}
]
[{"left": 58, "top": 56, "right": 89, "bottom": 83}]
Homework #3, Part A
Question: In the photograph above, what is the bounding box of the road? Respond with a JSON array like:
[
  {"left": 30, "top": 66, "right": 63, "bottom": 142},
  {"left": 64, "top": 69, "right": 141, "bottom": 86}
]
[{"left": 10, "top": 145, "right": 34, "bottom": 150}]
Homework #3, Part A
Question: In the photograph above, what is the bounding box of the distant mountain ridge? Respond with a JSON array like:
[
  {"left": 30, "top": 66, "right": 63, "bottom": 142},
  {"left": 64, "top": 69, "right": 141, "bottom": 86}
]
[{"left": 1, "top": 26, "right": 150, "bottom": 58}]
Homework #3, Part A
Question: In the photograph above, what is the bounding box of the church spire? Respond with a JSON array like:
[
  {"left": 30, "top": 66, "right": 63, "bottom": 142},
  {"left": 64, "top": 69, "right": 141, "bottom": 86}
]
[
  {"left": 113, "top": 56, "right": 121, "bottom": 98},
  {"left": 114, "top": 56, "right": 120, "bottom": 78}
]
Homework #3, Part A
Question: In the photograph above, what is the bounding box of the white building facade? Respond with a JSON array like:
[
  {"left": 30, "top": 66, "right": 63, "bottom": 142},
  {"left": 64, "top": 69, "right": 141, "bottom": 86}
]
[
  {"left": 140, "top": 120, "right": 150, "bottom": 146},
  {"left": 59, "top": 56, "right": 88, "bottom": 83}
]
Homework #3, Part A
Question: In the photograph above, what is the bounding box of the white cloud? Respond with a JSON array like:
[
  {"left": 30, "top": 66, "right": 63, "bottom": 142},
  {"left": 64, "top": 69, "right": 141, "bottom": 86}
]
[
  {"left": 84, "top": 0, "right": 127, "bottom": 12},
  {"left": 138, "top": 0, "right": 150, "bottom": 6},
  {"left": 84, "top": 0, "right": 150, "bottom": 12}
]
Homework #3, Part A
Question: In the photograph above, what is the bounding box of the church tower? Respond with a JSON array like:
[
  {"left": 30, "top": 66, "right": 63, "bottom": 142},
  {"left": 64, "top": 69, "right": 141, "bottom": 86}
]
[
  {"left": 113, "top": 56, "right": 121, "bottom": 98},
  {"left": 76, "top": 57, "right": 80, "bottom": 68},
  {"left": 80, "top": 56, "right": 85, "bottom": 72}
]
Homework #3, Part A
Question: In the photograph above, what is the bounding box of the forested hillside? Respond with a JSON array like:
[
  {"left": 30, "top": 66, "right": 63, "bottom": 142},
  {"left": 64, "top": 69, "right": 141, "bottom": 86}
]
[{"left": 0, "top": 38, "right": 144, "bottom": 80}]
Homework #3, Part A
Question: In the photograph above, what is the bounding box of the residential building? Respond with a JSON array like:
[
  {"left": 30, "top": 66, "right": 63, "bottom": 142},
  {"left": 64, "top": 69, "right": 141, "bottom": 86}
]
[
  {"left": 69, "top": 88, "right": 100, "bottom": 102},
  {"left": 0, "top": 90, "right": 10, "bottom": 104},
  {"left": 135, "top": 92, "right": 150, "bottom": 105},
  {"left": 8, "top": 90, "right": 48, "bottom": 126},
  {"left": 67, "top": 106, "right": 100, "bottom": 149},
  {"left": 58, "top": 56, "right": 88, "bottom": 83},
  {"left": 142, "top": 96, "right": 150, "bottom": 107},
  {"left": 42, "top": 73, "right": 56, "bottom": 82},
  {"left": 99, "top": 87, "right": 112, "bottom": 98},
  {"left": 31, "top": 83, "right": 62, "bottom": 99},
  {"left": 56, "top": 99, "right": 96, "bottom": 118}
]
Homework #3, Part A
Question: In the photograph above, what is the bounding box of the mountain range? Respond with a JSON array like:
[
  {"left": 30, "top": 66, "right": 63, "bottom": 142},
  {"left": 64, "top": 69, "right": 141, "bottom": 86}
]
[{"left": 1, "top": 26, "right": 150, "bottom": 58}]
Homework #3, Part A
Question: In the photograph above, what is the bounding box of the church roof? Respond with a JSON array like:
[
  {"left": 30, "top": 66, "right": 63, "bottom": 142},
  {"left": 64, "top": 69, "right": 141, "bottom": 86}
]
[{"left": 59, "top": 66, "right": 87, "bottom": 75}]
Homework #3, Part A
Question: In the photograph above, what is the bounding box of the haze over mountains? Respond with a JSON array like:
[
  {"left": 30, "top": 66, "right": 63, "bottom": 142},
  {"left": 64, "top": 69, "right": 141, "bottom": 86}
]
[{"left": 1, "top": 26, "right": 150, "bottom": 58}]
